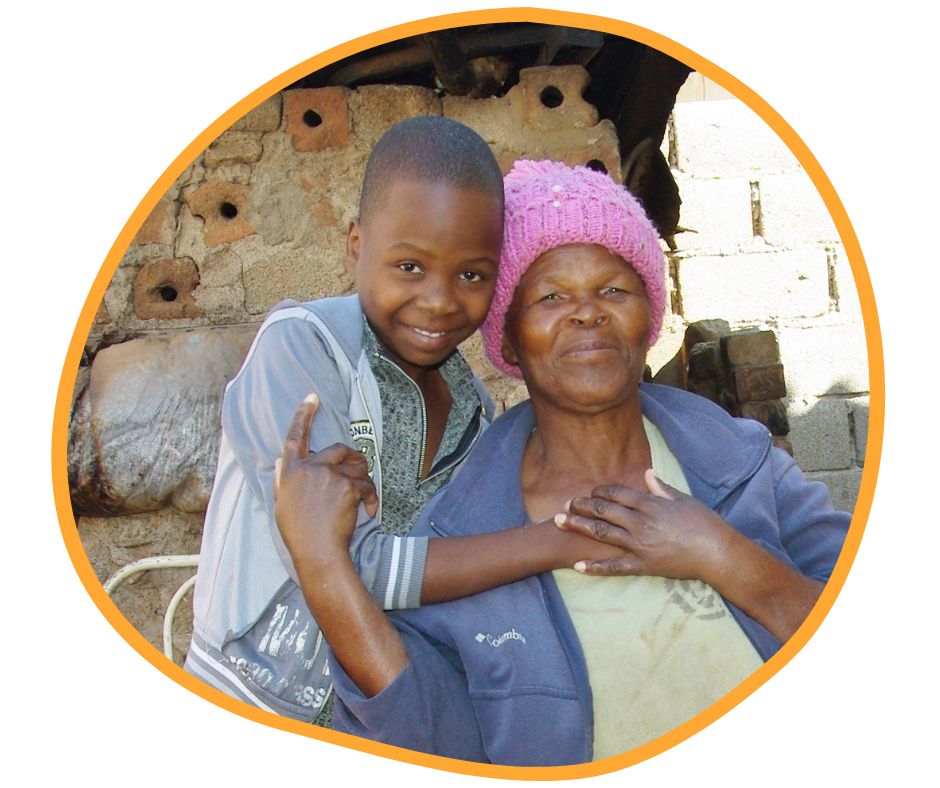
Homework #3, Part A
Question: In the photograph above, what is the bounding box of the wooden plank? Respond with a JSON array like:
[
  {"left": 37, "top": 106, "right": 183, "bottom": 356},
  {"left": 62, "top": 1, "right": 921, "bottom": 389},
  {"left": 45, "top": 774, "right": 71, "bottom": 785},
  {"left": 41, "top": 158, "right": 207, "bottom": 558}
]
[
  {"left": 328, "top": 25, "right": 604, "bottom": 86},
  {"left": 423, "top": 30, "right": 476, "bottom": 96}
]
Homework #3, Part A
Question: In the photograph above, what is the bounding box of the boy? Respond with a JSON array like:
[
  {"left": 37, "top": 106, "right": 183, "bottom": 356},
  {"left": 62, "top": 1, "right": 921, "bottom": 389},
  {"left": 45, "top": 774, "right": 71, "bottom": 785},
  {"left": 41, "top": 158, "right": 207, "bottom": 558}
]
[{"left": 186, "top": 117, "right": 609, "bottom": 725}]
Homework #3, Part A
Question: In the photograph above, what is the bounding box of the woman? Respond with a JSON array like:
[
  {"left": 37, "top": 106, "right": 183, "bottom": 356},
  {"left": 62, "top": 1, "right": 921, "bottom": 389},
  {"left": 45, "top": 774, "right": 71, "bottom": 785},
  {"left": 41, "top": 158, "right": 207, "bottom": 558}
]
[{"left": 274, "top": 161, "right": 850, "bottom": 765}]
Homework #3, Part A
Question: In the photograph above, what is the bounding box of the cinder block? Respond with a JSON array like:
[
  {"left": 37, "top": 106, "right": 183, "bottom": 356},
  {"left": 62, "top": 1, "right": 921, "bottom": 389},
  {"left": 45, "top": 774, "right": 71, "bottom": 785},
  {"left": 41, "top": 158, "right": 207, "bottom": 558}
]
[
  {"left": 183, "top": 181, "right": 254, "bottom": 247},
  {"left": 672, "top": 99, "right": 799, "bottom": 173},
  {"left": 175, "top": 200, "right": 209, "bottom": 265},
  {"left": 830, "top": 244, "right": 863, "bottom": 316},
  {"left": 684, "top": 319, "right": 730, "bottom": 351},
  {"left": 444, "top": 93, "right": 515, "bottom": 148},
  {"left": 646, "top": 326, "right": 685, "bottom": 388},
  {"left": 687, "top": 376, "right": 723, "bottom": 404},
  {"left": 739, "top": 399, "right": 789, "bottom": 436},
  {"left": 687, "top": 340, "right": 723, "bottom": 380},
  {"left": 675, "top": 73, "right": 735, "bottom": 103},
  {"left": 93, "top": 299, "right": 111, "bottom": 325},
  {"left": 241, "top": 238, "right": 354, "bottom": 315},
  {"left": 722, "top": 329, "right": 780, "bottom": 367},
  {"left": 678, "top": 249, "right": 830, "bottom": 322},
  {"left": 490, "top": 120, "right": 622, "bottom": 182},
  {"left": 804, "top": 468, "right": 864, "bottom": 514},
  {"left": 734, "top": 364, "right": 786, "bottom": 402},
  {"left": 204, "top": 131, "right": 263, "bottom": 168},
  {"left": 350, "top": 85, "right": 441, "bottom": 150},
  {"left": 134, "top": 195, "right": 179, "bottom": 246},
  {"left": 230, "top": 93, "right": 283, "bottom": 133},
  {"left": 848, "top": 396, "right": 870, "bottom": 467},
  {"left": 101, "top": 265, "right": 136, "bottom": 326},
  {"left": 445, "top": 75, "right": 622, "bottom": 181},
  {"left": 786, "top": 396, "right": 854, "bottom": 472},
  {"left": 247, "top": 168, "right": 318, "bottom": 248},
  {"left": 778, "top": 322, "right": 870, "bottom": 398},
  {"left": 544, "top": 120, "right": 623, "bottom": 182},
  {"left": 193, "top": 247, "right": 247, "bottom": 321},
  {"left": 133, "top": 258, "right": 203, "bottom": 320},
  {"left": 518, "top": 66, "right": 598, "bottom": 132},
  {"left": 284, "top": 88, "right": 350, "bottom": 152},
  {"left": 673, "top": 177, "right": 753, "bottom": 251},
  {"left": 759, "top": 172, "right": 840, "bottom": 247}
]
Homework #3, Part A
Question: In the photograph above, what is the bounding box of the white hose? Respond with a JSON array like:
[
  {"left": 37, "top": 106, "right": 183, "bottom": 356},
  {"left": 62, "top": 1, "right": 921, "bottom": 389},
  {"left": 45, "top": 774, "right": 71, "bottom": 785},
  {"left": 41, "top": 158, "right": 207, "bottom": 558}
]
[{"left": 103, "top": 554, "right": 200, "bottom": 660}]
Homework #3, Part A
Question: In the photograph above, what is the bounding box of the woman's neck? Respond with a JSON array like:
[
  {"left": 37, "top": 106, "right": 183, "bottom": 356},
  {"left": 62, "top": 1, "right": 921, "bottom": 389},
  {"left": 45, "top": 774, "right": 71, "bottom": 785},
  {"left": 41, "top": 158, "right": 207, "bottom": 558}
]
[{"left": 521, "top": 396, "right": 653, "bottom": 522}]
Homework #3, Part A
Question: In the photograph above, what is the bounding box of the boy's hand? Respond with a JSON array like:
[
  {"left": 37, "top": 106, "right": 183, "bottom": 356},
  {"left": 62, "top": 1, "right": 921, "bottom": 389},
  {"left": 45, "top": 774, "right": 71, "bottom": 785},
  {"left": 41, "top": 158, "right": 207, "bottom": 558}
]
[
  {"left": 273, "top": 394, "right": 407, "bottom": 698},
  {"left": 273, "top": 393, "right": 379, "bottom": 568}
]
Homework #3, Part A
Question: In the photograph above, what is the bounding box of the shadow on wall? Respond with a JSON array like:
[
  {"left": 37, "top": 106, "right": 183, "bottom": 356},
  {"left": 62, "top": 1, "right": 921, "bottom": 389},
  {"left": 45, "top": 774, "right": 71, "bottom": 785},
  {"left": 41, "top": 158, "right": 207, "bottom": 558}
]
[{"left": 787, "top": 383, "right": 868, "bottom": 515}]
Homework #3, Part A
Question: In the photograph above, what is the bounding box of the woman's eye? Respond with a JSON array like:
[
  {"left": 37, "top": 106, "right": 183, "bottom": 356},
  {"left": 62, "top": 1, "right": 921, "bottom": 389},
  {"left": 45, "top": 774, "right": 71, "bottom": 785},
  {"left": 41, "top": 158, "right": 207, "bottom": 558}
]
[{"left": 459, "top": 270, "right": 483, "bottom": 283}]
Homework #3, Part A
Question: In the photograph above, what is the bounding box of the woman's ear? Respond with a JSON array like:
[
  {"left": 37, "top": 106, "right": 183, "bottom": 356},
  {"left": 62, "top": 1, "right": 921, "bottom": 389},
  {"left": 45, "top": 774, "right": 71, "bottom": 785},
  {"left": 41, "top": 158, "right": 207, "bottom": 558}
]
[
  {"left": 345, "top": 218, "right": 362, "bottom": 276},
  {"left": 501, "top": 332, "right": 519, "bottom": 367}
]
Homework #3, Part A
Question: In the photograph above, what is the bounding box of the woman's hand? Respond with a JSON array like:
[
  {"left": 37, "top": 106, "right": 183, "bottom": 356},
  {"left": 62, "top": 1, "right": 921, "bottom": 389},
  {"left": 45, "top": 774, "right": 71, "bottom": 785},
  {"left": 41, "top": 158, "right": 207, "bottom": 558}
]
[
  {"left": 273, "top": 393, "right": 379, "bottom": 568},
  {"left": 556, "top": 468, "right": 824, "bottom": 643},
  {"left": 555, "top": 469, "right": 733, "bottom": 585}
]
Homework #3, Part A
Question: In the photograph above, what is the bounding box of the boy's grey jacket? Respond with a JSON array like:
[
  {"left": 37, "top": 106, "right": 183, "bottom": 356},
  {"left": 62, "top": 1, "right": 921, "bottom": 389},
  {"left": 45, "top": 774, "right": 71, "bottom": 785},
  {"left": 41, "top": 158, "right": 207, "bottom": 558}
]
[
  {"left": 185, "top": 295, "right": 494, "bottom": 721},
  {"left": 332, "top": 385, "right": 851, "bottom": 765}
]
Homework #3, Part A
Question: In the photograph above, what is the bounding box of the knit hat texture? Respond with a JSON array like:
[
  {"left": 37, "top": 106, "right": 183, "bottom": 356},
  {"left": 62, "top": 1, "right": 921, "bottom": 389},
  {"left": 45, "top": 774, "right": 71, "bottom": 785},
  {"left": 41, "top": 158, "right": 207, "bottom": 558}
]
[{"left": 481, "top": 159, "right": 667, "bottom": 379}]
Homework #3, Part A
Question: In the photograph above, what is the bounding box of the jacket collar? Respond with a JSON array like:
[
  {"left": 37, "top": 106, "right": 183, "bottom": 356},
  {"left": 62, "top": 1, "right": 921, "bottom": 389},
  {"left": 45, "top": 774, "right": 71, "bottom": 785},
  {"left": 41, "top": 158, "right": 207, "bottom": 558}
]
[
  {"left": 639, "top": 384, "right": 771, "bottom": 507},
  {"left": 426, "top": 384, "right": 771, "bottom": 539},
  {"left": 299, "top": 294, "right": 364, "bottom": 368}
]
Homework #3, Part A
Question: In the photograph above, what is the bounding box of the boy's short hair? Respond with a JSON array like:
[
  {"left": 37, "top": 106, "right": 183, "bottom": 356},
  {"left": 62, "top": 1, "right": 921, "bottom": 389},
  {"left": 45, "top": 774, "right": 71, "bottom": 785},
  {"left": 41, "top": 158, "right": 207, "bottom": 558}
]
[{"left": 359, "top": 116, "right": 504, "bottom": 224}]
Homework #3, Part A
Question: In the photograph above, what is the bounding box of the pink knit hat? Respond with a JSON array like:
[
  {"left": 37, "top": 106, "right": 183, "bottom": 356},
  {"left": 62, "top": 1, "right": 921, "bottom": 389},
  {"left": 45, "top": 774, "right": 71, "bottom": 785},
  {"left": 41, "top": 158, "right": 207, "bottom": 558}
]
[{"left": 481, "top": 159, "right": 667, "bottom": 379}]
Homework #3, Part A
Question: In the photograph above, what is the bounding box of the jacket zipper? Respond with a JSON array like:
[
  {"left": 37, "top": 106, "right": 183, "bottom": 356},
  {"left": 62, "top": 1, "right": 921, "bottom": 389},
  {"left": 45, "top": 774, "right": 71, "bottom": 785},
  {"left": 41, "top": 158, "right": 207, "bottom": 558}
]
[
  {"left": 541, "top": 573, "right": 594, "bottom": 762},
  {"left": 373, "top": 350, "right": 484, "bottom": 487},
  {"left": 424, "top": 406, "right": 485, "bottom": 484}
]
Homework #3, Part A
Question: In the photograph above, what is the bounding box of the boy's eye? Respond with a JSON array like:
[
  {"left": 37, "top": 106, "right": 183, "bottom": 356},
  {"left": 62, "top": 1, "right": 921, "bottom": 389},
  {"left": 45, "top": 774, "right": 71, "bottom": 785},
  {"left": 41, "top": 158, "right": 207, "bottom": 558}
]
[{"left": 398, "top": 262, "right": 423, "bottom": 274}]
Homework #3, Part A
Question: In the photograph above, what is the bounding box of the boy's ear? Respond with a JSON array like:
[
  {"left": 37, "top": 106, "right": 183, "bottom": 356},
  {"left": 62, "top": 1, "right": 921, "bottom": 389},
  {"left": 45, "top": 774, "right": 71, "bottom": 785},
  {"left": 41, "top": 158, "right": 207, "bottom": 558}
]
[
  {"left": 345, "top": 218, "right": 362, "bottom": 276},
  {"left": 500, "top": 332, "right": 519, "bottom": 367}
]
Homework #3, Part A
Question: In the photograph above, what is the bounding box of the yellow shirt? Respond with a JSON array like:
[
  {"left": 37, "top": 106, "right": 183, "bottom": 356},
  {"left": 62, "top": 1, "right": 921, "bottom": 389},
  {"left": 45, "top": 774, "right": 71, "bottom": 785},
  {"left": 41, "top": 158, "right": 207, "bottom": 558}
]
[{"left": 552, "top": 417, "right": 763, "bottom": 760}]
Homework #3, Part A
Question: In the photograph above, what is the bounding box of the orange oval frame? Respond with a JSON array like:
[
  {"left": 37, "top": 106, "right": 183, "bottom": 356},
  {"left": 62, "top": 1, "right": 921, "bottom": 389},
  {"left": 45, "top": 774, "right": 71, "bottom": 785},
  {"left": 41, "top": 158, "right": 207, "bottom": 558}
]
[{"left": 50, "top": 6, "right": 883, "bottom": 781}]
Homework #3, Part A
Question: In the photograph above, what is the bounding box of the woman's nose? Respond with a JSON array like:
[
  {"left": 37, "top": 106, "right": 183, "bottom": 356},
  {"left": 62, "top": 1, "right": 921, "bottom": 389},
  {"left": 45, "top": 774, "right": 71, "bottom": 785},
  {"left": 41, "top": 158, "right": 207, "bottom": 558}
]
[{"left": 568, "top": 297, "right": 608, "bottom": 326}]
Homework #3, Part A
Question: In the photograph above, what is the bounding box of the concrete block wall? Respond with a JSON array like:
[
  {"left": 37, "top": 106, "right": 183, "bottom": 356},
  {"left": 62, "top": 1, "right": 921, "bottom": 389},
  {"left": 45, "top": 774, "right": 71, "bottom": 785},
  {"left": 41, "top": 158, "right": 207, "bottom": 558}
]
[{"left": 656, "top": 96, "right": 869, "bottom": 513}]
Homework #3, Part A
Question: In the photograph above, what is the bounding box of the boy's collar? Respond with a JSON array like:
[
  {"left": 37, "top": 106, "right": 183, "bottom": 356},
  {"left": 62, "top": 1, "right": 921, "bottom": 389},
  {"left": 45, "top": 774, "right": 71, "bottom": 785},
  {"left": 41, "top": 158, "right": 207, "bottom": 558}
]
[{"left": 361, "top": 314, "right": 473, "bottom": 385}]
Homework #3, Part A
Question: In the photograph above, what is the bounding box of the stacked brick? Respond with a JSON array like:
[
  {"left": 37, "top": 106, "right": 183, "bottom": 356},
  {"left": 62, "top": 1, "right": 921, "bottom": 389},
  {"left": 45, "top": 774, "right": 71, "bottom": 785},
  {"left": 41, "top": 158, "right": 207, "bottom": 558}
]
[{"left": 683, "top": 322, "right": 791, "bottom": 453}]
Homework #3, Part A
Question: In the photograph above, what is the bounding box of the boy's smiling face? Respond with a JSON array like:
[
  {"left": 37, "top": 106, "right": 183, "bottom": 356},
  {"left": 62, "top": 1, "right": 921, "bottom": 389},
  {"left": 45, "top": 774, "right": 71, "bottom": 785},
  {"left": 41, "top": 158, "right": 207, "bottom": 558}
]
[{"left": 347, "top": 178, "right": 503, "bottom": 379}]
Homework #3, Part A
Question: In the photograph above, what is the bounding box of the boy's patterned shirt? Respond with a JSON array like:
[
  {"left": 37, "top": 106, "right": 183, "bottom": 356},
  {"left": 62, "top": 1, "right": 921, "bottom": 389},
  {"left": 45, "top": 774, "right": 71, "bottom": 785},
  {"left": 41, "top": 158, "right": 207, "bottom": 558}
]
[{"left": 362, "top": 317, "right": 481, "bottom": 536}]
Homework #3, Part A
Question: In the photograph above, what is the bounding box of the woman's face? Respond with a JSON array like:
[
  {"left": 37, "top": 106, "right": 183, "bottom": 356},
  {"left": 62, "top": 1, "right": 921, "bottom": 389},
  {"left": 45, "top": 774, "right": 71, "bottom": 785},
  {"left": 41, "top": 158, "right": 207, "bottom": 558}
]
[{"left": 502, "top": 243, "right": 652, "bottom": 413}]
